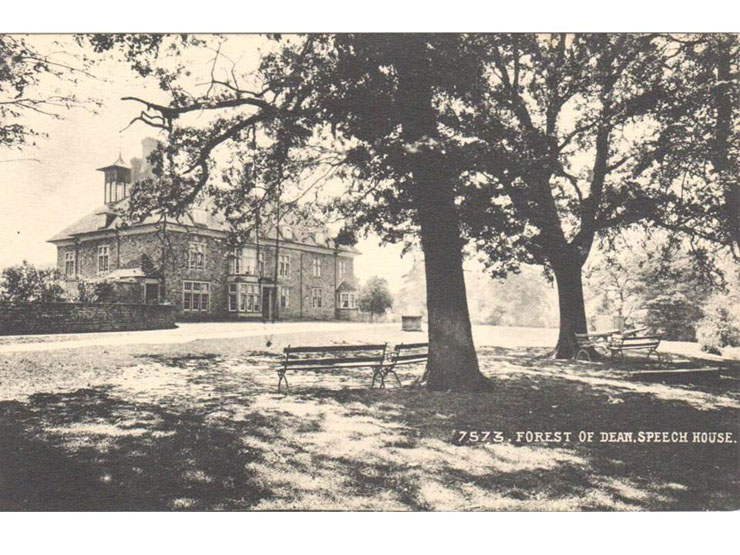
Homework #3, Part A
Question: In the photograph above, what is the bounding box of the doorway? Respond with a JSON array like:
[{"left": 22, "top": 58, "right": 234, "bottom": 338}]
[
  {"left": 145, "top": 283, "right": 159, "bottom": 305},
  {"left": 261, "top": 286, "right": 274, "bottom": 320}
]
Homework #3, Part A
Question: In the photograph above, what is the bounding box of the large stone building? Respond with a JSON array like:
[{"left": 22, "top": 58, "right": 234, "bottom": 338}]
[{"left": 48, "top": 142, "right": 360, "bottom": 321}]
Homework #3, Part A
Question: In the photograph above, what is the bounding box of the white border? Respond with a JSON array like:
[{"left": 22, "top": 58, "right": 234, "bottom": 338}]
[
  {"left": 1, "top": 7, "right": 737, "bottom": 553},
  {"left": 2, "top": 1, "right": 738, "bottom": 32}
]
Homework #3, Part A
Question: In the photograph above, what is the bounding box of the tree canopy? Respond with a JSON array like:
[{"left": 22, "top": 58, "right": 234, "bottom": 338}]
[{"left": 358, "top": 276, "right": 393, "bottom": 320}]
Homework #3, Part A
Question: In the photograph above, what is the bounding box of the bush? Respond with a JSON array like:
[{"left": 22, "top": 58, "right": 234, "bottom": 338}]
[
  {"left": 0, "top": 261, "right": 66, "bottom": 303},
  {"left": 696, "top": 294, "right": 740, "bottom": 354},
  {"left": 73, "top": 279, "right": 116, "bottom": 303},
  {"left": 644, "top": 291, "right": 706, "bottom": 341}
]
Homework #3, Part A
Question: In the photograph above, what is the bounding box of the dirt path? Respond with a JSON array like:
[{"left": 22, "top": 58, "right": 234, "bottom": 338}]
[{"left": 0, "top": 321, "right": 398, "bottom": 353}]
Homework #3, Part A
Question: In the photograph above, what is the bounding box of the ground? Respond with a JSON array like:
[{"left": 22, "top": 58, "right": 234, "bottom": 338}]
[{"left": 0, "top": 323, "right": 737, "bottom": 511}]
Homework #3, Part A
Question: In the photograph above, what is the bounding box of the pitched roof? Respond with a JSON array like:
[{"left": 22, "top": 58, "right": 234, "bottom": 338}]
[
  {"left": 48, "top": 203, "right": 115, "bottom": 242},
  {"left": 48, "top": 198, "right": 360, "bottom": 254},
  {"left": 336, "top": 279, "right": 358, "bottom": 292}
]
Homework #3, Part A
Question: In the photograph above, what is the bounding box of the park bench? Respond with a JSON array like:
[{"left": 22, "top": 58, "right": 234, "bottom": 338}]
[
  {"left": 276, "top": 343, "right": 388, "bottom": 392},
  {"left": 573, "top": 332, "right": 608, "bottom": 362},
  {"left": 381, "top": 342, "right": 429, "bottom": 386},
  {"left": 608, "top": 334, "right": 663, "bottom": 366}
]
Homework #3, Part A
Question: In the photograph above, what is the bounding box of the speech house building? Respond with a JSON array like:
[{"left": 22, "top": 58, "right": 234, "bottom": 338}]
[{"left": 48, "top": 140, "right": 361, "bottom": 321}]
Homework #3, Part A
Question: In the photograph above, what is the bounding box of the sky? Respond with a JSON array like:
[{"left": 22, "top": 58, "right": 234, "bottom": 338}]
[{"left": 0, "top": 35, "right": 416, "bottom": 292}]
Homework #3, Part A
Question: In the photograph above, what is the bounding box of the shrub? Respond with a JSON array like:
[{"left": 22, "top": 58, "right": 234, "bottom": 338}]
[
  {"left": 696, "top": 294, "right": 740, "bottom": 354},
  {"left": 73, "top": 279, "right": 116, "bottom": 303},
  {"left": 0, "top": 261, "right": 66, "bottom": 303}
]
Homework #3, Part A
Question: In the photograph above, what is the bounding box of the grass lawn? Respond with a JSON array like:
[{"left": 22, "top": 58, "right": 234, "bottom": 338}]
[{"left": 0, "top": 325, "right": 738, "bottom": 511}]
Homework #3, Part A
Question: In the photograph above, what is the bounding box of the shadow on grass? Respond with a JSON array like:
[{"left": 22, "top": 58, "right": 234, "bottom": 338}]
[
  {"left": 1, "top": 346, "right": 738, "bottom": 511},
  {"left": 0, "top": 387, "right": 272, "bottom": 511}
]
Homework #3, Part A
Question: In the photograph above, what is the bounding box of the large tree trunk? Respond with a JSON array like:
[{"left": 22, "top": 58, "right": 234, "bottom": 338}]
[
  {"left": 712, "top": 37, "right": 740, "bottom": 251},
  {"left": 392, "top": 36, "right": 489, "bottom": 391},
  {"left": 418, "top": 200, "right": 488, "bottom": 390},
  {"left": 552, "top": 258, "right": 589, "bottom": 359}
]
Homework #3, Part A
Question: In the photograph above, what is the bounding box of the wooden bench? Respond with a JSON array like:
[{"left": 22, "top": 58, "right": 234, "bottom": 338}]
[
  {"left": 381, "top": 342, "right": 429, "bottom": 386},
  {"left": 608, "top": 334, "right": 662, "bottom": 365},
  {"left": 573, "top": 333, "right": 606, "bottom": 362},
  {"left": 276, "top": 344, "right": 388, "bottom": 392}
]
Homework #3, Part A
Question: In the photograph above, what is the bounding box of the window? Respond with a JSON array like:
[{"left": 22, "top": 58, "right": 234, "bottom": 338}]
[
  {"left": 228, "top": 283, "right": 260, "bottom": 313},
  {"left": 97, "top": 245, "right": 109, "bottom": 274},
  {"left": 229, "top": 248, "right": 257, "bottom": 275},
  {"left": 228, "top": 284, "right": 238, "bottom": 312},
  {"left": 192, "top": 207, "right": 208, "bottom": 226},
  {"left": 338, "top": 260, "right": 346, "bottom": 280},
  {"left": 188, "top": 242, "right": 206, "bottom": 270},
  {"left": 280, "top": 288, "right": 290, "bottom": 309},
  {"left": 340, "top": 292, "right": 356, "bottom": 309},
  {"left": 241, "top": 284, "right": 261, "bottom": 313},
  {"left": 312, "top": 257, "right": 322, "bottom": 277},
  {"left": 311, "top": 287, "right": 323, "bottom": 309},
  {"left": 258, "top": 251, "right": 265, "bottom": 276},
  {"left": 183, "top": 281, "right": 210, "bottom": 312},
  {"left": 279, "top": 254, "right": 290, "bottom": 278},
  {"left": 64, "top": 252, "right": 76, "bottom": 277}
]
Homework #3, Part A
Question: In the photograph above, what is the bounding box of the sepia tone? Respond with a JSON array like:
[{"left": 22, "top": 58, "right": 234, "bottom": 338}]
[{"left": 0, "top": 33, "right": 738, "bottom": 511}]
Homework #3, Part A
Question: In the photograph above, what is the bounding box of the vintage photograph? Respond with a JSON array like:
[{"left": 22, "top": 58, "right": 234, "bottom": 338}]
[{"left": 0, "top": 33, "right": 738, "bottom": 512}]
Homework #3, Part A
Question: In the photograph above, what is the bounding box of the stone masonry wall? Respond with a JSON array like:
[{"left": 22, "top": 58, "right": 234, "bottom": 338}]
[{"left": 0, "top": 302, "right": 176, "bottom": 335}]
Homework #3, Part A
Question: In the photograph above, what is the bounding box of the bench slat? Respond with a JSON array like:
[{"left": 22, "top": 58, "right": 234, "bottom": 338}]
[
  {"left": 612, "top": 341, "right": 660, "bottom": 348},
  {"left": 393, "top": 358, "right": 428, "bottom": 366},
  {"left": 286, "top": 361, "right": 386, "bottom": 371},
  {"left": 393, "top": 353, "right": 429, "bottom": 362},
  {"left": 396, "top": 342, "right": 428, "bottom": 350},
  {"left": 285, "top": 344, "right": 386, "bottom": 354},
  {"left": 284, "top": 355, "right": 385, "bottom": 366}
]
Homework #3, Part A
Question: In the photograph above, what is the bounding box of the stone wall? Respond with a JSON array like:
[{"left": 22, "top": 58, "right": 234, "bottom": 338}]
[{"left": 0, "top": 302, "right": 176, "bottom": 335}]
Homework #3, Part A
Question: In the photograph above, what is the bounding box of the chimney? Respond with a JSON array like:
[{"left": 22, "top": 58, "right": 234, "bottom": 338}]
[
  {"left": 139, "top": 137, "right": 159, "bottom": 179},
  {"left": 97, "top": 153, "right": 132, "bottom": 205}
]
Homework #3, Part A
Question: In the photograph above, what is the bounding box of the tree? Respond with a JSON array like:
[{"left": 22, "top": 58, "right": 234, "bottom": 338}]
[
  {"left": 697, "top": 293, "right": 740, "bottom": 354},
  {"left": 97, "top": 34, "right": 490, "bottom": 391},
  {"left": 358, "top": 277, "right": 393, "bottom": 321},
  {"left": 585, "top": 233, "right": 723, "bottom": 341},
  {"left": 646, "top": 34, "right": 739, "bottom": 254},
  {"left": 453, "top": 34, "right": 733, "bottom": 358},
  {"left": 0, "top": 35, "right": 96, "bottom": 159},
  {"left": 0, "top": 261, "right": 65, "bottom": 303}
]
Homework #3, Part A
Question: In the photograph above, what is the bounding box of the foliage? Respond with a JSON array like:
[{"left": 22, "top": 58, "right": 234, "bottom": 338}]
[
  {"left": 0, "top": 35, "right": 96, "bottom": 155},
  {"left": 647, "top": 35, "right": 739, "bottom": 254},
  {"left": 0, "top": 261, "right": 66, "bottom": 303},
  {"left": 358, "top": 277, "right": 394, "bottom": 320},
  {"left": 696, "top": 293, "right": 740, "bottom": 354},
  {"left": 444, "top": 34, "right": 737, "bottom": 356},
  {"left": 74, "top": 279, "right": 116, "bottom": 304},
  {"left": 480, "top": 268, "right": 558, "bottom": 328},
  {"left": 585, "top": 235, "right": 723, "bottom": 340}
]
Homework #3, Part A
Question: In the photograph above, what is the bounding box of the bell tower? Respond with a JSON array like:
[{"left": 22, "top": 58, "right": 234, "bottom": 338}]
[{"left": 97, "top": 154, "right": 132, "bottom": 205}]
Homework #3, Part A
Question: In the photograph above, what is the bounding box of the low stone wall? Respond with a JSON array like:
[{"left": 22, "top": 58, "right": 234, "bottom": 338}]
[{"left": 0, "top": 302, "right": 176, "bottom": 335}]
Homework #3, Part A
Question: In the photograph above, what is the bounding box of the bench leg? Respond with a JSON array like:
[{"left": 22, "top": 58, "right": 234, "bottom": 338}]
[
  {"left": 277, "top": 370, "right": 289, "bottom": 393},
  {"left": 647, "top": 349, "right": 662, "bottom": 368},
  {"left": 371, "top": 366, "right": 382, "bottom": 388},
  {"left": 575, "top": 349, "right": 591, "bottom": 362},
  {"left": 420, "top": 364, "right": 430, "bottom": 383}
]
